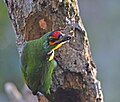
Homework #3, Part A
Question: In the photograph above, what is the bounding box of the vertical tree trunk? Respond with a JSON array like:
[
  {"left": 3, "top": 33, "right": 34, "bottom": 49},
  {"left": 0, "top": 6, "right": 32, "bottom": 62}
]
[{"left": 5, "top": 0, "right": 103, "bottom": 102}]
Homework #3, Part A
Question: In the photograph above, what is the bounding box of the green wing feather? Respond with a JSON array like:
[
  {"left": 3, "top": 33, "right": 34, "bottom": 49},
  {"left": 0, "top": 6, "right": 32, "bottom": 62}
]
[{"left": 21, "top": 32, "right": 54, "bottom": 95}]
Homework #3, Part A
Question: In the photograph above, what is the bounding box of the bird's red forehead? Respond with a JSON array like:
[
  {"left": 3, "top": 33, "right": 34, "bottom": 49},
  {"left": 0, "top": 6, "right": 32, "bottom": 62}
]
[{"left": 52, "top": 31, "right": 62, "bottom": 39}]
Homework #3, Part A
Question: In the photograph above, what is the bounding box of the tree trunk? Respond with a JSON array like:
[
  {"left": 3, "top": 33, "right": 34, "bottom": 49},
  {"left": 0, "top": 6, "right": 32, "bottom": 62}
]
[{"left": 5, "top": 0, "right": 103, "bottom": 102}]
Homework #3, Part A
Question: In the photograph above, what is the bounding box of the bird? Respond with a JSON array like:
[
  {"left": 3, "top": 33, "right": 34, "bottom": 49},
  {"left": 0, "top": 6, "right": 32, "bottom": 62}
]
[{"left": 21, "top": 31, "right": 71, "bottom": 100}]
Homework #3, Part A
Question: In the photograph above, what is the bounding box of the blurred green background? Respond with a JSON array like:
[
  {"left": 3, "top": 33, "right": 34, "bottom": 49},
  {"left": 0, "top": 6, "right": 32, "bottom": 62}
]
[{"left": 0, "top": 0, "right": 120, "bottom": 102}]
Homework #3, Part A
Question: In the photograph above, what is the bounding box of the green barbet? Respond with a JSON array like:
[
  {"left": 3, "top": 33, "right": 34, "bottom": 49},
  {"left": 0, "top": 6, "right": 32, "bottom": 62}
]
[{"left": 21, "top": 31, "right": 71, "bottom": 99}]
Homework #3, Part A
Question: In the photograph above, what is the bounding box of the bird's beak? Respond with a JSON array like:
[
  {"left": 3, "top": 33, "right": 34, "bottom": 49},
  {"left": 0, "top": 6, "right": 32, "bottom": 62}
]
[{"left": 57, "top": 34, "right": 71, "bottom": 44}]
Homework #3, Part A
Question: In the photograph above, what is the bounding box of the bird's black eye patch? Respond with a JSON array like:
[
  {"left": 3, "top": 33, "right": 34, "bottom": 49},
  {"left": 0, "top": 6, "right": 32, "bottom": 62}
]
[
  {"left": 48, "top": 34, "right": 62, "bottom": 42},
  {"left": 49, "top": 38, "right": 57, "bottom": 42}
]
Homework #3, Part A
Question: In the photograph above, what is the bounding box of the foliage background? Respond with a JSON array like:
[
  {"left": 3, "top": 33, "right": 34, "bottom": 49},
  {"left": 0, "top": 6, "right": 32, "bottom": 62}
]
[{"left": 0, "top": 0, "right": 120, "bottom": 102}]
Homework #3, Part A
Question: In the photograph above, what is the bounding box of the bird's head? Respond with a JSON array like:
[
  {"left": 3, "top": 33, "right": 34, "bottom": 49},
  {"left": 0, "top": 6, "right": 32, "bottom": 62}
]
[
  {"left": 43, "top": 31, "right": 71, "bottom": 61},
  {"left": 47, "top": 31, "right": 71, "bottom": 51}
]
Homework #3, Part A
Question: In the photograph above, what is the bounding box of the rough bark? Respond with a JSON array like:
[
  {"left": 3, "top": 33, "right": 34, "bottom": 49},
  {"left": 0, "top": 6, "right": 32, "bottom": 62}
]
[{"left": 5, "top": 0, "right": 103, "bottom": 102}]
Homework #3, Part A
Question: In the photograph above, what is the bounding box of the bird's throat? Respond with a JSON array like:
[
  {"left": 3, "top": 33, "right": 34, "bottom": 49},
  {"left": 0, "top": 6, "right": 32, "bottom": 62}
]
[{"left": 48, "top": 50, "right": 54, "bottom": 61}]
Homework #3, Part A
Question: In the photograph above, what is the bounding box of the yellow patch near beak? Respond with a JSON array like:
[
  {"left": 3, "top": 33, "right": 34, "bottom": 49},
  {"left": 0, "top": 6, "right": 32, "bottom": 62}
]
[
  {"left": 52, "top": 41, "right": 67, "bottom": 51},
  {"left": 52, "top": 43, "right": 62, "bottom": 51},
  {"left": 48, "top": 42, "right": 66, "bottom": 61},
  {"left": 48, "top": 44, "right": 62, "bottom": 61}
]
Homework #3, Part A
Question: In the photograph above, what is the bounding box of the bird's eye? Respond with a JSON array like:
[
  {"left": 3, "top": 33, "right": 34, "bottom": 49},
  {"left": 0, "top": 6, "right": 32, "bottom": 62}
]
[
  {"left": 48, "top": 37, "right": 58, "bottom": 45},
  {"left": 49, "top": 38, "right": 56, "bottom": 42}
]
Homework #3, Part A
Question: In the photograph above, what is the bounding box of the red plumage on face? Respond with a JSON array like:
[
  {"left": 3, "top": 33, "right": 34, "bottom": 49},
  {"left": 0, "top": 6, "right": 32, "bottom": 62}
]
[{"left": 52, "top": 31, "right": 62, "bottom": 39}]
